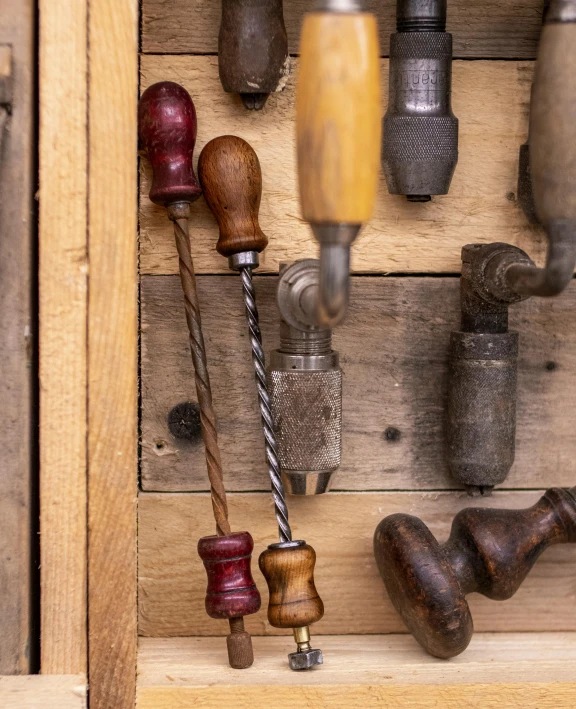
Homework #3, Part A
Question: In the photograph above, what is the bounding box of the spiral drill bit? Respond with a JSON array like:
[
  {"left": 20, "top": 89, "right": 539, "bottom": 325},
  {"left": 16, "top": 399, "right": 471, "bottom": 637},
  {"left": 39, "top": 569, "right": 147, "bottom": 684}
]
[
  {"left": 139, "top": 83, "right": 261, "bottom": 670},
  {"left": 239, "top": 264, "right": 292, "bottom": 542},
  {"left": 199, "top": 135, "right": 324, "bottom": 671}
]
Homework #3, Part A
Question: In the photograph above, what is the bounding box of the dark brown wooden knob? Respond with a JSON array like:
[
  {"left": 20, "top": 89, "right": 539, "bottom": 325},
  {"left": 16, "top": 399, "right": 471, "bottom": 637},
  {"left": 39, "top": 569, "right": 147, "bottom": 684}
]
[
  {"left": 198, "top": 135, "right": 268, "bottom": 258},
  {"left": 138, "top": 81, "right": 202, "bottom": 207},
  {"left": 374, "top": 487, "right": 576, "bottom": 659},
  {"left": 258, "top": 541, "right": 324, "bottom": 628}
]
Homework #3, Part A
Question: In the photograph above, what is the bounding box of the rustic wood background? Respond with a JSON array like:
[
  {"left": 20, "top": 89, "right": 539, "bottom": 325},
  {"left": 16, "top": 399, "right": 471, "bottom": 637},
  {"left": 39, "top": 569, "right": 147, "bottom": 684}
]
[{"left": 138, "top": 0, "right": 576, "bottom": 639}]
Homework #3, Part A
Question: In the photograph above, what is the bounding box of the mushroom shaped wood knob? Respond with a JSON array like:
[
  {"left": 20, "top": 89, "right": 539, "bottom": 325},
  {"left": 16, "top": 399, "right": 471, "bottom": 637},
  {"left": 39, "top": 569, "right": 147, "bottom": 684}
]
[
  {"left": 373, "top": 487, "right": 576, "bottom": 659},
  {"left": 138, "top": 81, "right": 202, "bottom": 207},
  {"left": 198, "top": 135, "right": 268, "bottom": 260}
]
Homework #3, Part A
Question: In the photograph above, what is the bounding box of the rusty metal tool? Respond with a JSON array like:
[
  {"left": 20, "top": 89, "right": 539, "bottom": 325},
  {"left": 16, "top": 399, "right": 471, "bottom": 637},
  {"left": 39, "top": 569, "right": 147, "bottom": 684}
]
[
  {"left": 447, "top": 0, "right": 576, "bottom": 494},
  {"left": 296, "top": 0, "right": 381, "bottom": 328},
  {"left": 382, "top": 0, "right": 458, "bottom": 202},
  {"left": 374, "top": 487, "right": 576, "bottom": 658},
  {"left": 198, "top": 134, "right": 324, "bottom": 671},
  {"left": 139, "top": 84, "right": 261, "bottom": 669},
  {"left": 219, "top": 0, "right": 289, "bottom": 110}
]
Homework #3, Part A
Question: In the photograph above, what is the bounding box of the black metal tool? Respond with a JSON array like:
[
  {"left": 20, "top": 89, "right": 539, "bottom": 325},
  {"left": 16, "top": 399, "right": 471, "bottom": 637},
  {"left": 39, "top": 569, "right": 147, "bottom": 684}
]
[
  {"left": 382, "top": 0, "right": 458, "bottom": 202},
  {"left": 447, "top": 0, "right": 576, "bottom": 494},
  {"left": 218, "top": 0, "right": 289, "bottom": 110}
]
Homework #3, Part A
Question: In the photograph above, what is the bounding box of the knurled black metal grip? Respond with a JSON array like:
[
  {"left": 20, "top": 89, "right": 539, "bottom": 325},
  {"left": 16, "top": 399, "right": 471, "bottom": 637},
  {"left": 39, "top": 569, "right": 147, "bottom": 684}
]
[
  {"left": 382, "top": 31, "right": 458, "bottom": 199},
  {"left": 447, "top": 331, "right": 519, "bottom": 493}
]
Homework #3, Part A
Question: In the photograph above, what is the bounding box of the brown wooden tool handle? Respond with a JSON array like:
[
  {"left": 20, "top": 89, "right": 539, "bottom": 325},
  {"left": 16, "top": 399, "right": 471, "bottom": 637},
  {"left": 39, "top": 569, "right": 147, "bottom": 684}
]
[
  {"left": 258, "top": 542, "right": 324, "bottom": 628},
  {"left": 198, "top": 135, "right": 268, "bottom": 257},
  {"left": 374, "top": 487, "right": 576, "bottom": 659},
  {"left": 296, "top": 12, "right": 381, "bottom": 224}
]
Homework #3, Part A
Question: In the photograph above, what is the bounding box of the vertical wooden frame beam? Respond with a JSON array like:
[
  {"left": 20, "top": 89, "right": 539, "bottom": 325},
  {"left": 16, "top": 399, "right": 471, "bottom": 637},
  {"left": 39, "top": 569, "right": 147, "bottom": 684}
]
[
  {"left": 88, "top": 0, "right": 139, "bottom": 707},
  {"left": 39, "top": 0, "right": 88, "bottom": 675}
]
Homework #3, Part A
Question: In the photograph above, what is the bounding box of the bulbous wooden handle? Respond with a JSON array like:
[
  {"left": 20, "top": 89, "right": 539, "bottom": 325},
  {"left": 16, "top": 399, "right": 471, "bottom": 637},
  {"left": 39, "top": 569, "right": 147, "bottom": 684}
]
[
  {"left": 258, "top": 542, "right": 324, "bottom": 628},
  {"left": 138, "top": 81, "right": 202, "bottom": 207},
  {"left": 374, "top": 487, "right": 576, "bottom": 659},
  {"left": 198, "top": 531, "right": 261, "bottom": 620},
  {"left": 198, "top": 135, "right": 268, "bottom": 257}
]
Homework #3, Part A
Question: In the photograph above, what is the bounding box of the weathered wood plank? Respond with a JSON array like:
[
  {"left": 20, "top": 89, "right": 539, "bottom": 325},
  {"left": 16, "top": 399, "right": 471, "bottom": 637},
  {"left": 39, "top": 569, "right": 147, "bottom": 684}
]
[
  {"left": 0, "top": 1, "right": 34, "bottom": 675},
  {"left": 0, "top": 675, "right": 86, "bottom": 709},
  {"left": 39, "top": 0, "right": 88, "bottom": 676},
  {"left": 88, "top": 1, "right": 138, "bottom": 707},
  {"left": 138, "top": 683, "right": 576, "bottom": 709},
  {"left": 140, "top": 56, "right": 546, "bottom": 276},
  {"left": 141, "top": 0, "right": 546, "bottom": 59},
  {"left": 141, "top": 276, "right": 576, "bottom": 492},
  {"left": 138, "top": 491, "right": 576, "bottom": 637}
]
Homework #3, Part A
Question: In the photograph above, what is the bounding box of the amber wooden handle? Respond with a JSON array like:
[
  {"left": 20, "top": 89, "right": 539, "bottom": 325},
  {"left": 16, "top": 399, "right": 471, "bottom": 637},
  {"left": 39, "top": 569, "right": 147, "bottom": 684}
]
[
  {"left": 296, "top": 12, "right": 381, "bottom": 224},
  {"left": 258, "top": 542, "right": 324, "bottom": 628},
  {"left": 374, "top": 487, "right": 576, "bottom": 659},
  {"left": 198, "top": 135, "right": 268, "bottom": 257}
]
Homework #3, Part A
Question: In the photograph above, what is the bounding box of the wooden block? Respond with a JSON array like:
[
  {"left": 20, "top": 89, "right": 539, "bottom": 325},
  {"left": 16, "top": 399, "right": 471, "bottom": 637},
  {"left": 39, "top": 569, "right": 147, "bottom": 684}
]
[
  {"left": 0, "top": 675, "right": 86, "bottom": 709},
  {"left": 39, "top": 0, "right": 88, "bottom": 676},
  {"left": 139, "top": 56, "right": 547, "bottom": 276},
  {"left": 137, "top": 634, "right": 576, "bottom": 691},
  {"left": 140, "top": 276, "right": 576, "bottom": 492},
  {"left": 87, "top": 1, "right": 138, "bottom": 708},
  {"left": 141, "top": 0, "right": 545, "bottom": 59},
  {"left": 138, "top": 491, "right": 576, "bottom": 637}
]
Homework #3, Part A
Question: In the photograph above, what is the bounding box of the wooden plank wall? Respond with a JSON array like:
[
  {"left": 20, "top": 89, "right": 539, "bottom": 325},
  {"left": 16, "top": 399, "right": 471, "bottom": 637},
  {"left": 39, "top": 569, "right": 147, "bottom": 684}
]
[
  {"left": 138, "top": 1, "right": 576, "bottom": 639},
  {"left": 0, "top": 0, "right": 35, "bottom": 675}
]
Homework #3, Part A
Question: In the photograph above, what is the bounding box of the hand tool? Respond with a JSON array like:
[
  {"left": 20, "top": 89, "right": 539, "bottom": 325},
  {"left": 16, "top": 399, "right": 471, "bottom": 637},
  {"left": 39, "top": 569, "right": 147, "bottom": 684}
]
[
  {"left": 447, "top": 0, "right": 576, "bottom": 493},
  {"left": 139, "top": 84, "right": 261, "bottom": 669},
  {"left": 296, "top": 0, "right": 381, "bottom": 328},
  {"left": 219, "top": 0, "right": 289, "bottom": 110},
  {"left": 198, "top": 135, "right": 325, "bottom": 670},
  {"left": 269, "top": 260, "right": 342, "bottom": 495},
  {"left": 374, "top": 487, "right": 576, "bottom": 658},
  {"left": 382, "top": 0, "right": 458, "bottom": 202},
  {"left": 516, "top": 0, "right": 550, "bottom": 224}
]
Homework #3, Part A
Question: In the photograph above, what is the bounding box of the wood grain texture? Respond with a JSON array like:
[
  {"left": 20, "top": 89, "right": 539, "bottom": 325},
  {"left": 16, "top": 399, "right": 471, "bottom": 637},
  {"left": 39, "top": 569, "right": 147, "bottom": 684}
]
[
  {"left": 39, "top": 0, "right": 88, "bottom": 675},
  {"left": 141, "top": 0, "right": 546, "bottom": 59},
  {"left": 140, "top": 276, "right": 576, "bottom": 492},
  {"left": 140, "top": 57, "right": 549, "bottom": 276},
  {"left": 138, "top": 491, "right": 576, "bottom": 637},
  {"left": 0, "top": 675, "right": 86, "bottom": 709},
  {"left": 0, "top": 1, "right": 34, "bottom": 675},
  {"left": 138, "top": 634, "right": 576, "bottom": 686},
  {"left": 296, "top": 14, "right": 380, "bottom": 223},
  {"left": 88, "top": 1, "right": 138, "bottom": 707},
  {"left": 138, "top": 683, "right": 576, "bottom": 709}
]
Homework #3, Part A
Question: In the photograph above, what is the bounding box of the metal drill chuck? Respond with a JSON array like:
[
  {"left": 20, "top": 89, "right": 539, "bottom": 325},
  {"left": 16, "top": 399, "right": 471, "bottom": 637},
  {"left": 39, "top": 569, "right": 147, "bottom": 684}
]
[
  {"left": 382, "top": 0, "right": 458, "bottom": 201},
  {"left": 268, "top": 260, "right": 343, "bottom": 495}
]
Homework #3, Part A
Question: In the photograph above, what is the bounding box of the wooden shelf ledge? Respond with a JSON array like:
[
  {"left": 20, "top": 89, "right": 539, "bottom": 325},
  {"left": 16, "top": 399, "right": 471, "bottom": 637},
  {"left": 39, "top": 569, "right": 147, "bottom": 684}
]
[{"left": 138, "top": 634, "right": 576, "bottom": 708}]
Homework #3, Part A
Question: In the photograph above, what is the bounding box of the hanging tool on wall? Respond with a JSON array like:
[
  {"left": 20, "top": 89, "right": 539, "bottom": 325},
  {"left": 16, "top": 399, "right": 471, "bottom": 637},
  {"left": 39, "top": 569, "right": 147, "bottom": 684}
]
[
  {"left": 382, "top": 0, "right": 458, "bottom": 201},
  {"left": 374, "top": 486, "right": 576, "bottom": 658},
  {"left": 296, "top": 0, "right": 381, "bottom": 328},
  {"left": 447, "top": 0, "right": 576, "bottom": 494},
  {"left": 198, "top": 135, "right": 325, "bottom": 670},
  {"left": 516, "top": 0, "right": 550, "bottom": 223},
  {"left": 139, "top": 84, "right": 261, "bottom": 669},
  {"left": 269, "top": 260, "right": 342, "bottom": 495},
  {"left": 219, "top": 0, "right": 289, "bottom": 110}
]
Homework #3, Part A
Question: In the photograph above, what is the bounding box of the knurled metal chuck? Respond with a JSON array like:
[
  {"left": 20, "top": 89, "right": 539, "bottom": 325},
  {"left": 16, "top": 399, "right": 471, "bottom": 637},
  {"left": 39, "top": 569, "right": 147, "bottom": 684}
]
[
  {"left": 268, "top": 260, "right": 342, "bottom": 495},
  {"left": 382, "top": 0, "right": 458, "bottom": 201}
]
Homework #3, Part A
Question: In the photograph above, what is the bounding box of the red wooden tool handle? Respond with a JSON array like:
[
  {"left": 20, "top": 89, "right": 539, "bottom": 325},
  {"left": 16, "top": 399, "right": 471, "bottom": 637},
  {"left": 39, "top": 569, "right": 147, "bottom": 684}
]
[{"left": 138, "top": 81, "right": 202, "bottom": 207}]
